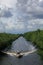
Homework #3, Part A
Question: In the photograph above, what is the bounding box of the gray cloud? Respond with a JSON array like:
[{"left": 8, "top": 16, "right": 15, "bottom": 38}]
[
  {"left": 39, "top": 0, "right": 43, "bottom": 7},
  {"left": 0, "top": 0, "right": 43, "bottom": 33},
  {"left": 0, "top": 7, "right": 13, "bottom": 18},
  {"left": 17, "top": 0, "right": 28, "bottom": 5},
  {"left": 16, "top": 0, "right": 43, "bottom": 20},
  {"left": 2, "top": 10, "right": 13, "bottom": 18}
]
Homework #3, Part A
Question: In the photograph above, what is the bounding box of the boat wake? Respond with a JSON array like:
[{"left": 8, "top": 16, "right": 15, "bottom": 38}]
[{"left": 1, "top": 49, "right": 37, "bottom": 57}]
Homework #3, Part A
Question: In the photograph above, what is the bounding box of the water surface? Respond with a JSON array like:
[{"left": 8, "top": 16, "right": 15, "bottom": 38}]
[{"left": 0, "top": 37, "right": 43, "bottom": 65}]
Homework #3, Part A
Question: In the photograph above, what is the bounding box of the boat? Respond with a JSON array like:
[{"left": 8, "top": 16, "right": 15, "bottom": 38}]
[{"left": 16, "top": 51, "right": 23, "bottom": 58}]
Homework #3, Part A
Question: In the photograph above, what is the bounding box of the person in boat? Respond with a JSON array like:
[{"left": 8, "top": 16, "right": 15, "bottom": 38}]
[
  {"left": 16, "top": 50, "right": 23, "bottom": 54},
  {"left": 17, "top": 51, "right": 21, "bottom": 54},
  {"left": 15, "top": 50, "right": 23, "bottom": 58}
]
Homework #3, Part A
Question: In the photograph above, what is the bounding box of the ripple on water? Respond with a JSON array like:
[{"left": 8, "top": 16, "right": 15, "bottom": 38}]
[{"left": 10, "top": 37, "right": 35, "bottom": 52}]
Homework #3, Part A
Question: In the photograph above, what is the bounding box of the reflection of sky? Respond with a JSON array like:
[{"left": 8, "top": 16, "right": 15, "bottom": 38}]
[
  {"left": 11, "top": 37, "right": 35, "bottom": 52},
  {"left": 0, "top": 0, "right": 43, "bottom": 33}
]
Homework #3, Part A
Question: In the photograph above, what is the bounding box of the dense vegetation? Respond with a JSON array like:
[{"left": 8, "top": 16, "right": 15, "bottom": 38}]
[
  {"left": 0, "top": 30, "right": 43, "bottom": 60},
  {"left": 23, "top": 29, "right": 43, "bottom": 60},
  {"left": 0, "top": 33, "right": 19, "bottom": 50}
]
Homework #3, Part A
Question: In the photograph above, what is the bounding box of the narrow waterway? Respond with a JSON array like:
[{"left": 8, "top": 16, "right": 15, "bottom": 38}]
[{"left": 0, "top": 37, "right": 43, "bottom": 65}]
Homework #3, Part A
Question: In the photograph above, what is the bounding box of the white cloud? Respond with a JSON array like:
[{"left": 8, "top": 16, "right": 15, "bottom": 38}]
[
  {"left": 5, "top": 22, "right": 14, "bottom": 29},
  {"left": 39, "top": 0, "right": 42, "bottom": 2},
  {"left": 27, "top": 25, "right": 33, "bottom": 29},
  {"left": 0, "top": 18, "right": 25, "bottom": 32},
  {"left": 14, "top": 22, "right": 25, "bottom": 30},
  {"left": 5, "top": 22, "right": 25, "bottom": 30},
  {"left": 0, "top": 0, "right": 43, "bottom": 33},
  {"left": 0, "top": 0, "right": 17, "bottom": 7}
]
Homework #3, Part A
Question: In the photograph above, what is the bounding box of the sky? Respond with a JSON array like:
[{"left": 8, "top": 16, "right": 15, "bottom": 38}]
[{"left": 0, "top": 0, "right": 43, "bottom": 34}]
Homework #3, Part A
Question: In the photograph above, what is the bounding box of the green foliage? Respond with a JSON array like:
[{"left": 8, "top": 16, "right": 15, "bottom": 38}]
[
  {"left": 23, "top": 30, "right": 43, "bottom": 60},
  {"left": 0, "top": 33, "right": 19, "bottom": 50},
  {"left": 37, "top": 50, "right": 43, "bottom": 60}
]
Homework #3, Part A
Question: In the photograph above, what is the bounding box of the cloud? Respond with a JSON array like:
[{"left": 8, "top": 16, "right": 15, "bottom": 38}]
[
  {"left": 0, "top": 0, "right": 43, "bottom": 33},
  {"left": 5, "top": 22, "right": 25, "bottom": 30},
  {"left": 0, "top": 0, "right": 17, "bottom": 7},
  {"left": 16, "top": 0, "right": 43, "bottom": 23},
  {"left": 0, "top": 6, "right": 13, "bottom": 18},
  {"left": 0, "top": 18, "right": 26, "bottom": 33},
  {"left": 17, "top": 0, "right": 28, "bottom": 5}
]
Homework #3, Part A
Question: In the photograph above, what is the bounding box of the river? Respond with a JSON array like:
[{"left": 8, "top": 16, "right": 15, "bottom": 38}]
[{"left": 0, "top": 37, "right": 43, "bottom": 65}]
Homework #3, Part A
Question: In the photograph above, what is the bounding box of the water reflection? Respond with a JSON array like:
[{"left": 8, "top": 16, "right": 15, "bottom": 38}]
[
  {"left": 10, "top": 37, "right": 35, "bottom": 52},
  {"left": 0, "top": 37, "right": 43, "bottom": 65}
]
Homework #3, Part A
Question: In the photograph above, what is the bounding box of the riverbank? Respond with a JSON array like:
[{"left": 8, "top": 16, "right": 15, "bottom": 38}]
[
  {"left": 0, "top": 33, "right": 19, "bottom": 50},
  {"left": 23, "top": 29, "right": 43, "bottom": 60}
]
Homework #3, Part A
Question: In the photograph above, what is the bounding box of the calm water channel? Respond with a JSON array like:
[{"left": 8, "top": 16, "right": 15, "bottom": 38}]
[{"left": 0, "top": 37, "right": 43, "bottom": 65}]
